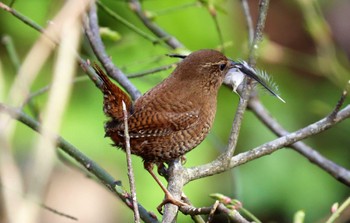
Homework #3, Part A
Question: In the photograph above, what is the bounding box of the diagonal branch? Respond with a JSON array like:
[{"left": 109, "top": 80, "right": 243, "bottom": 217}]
[
  {"left": 248, "top": 83, "right": 350, "bottom": 186},
  {"left": 186, "top": 104, "right": 350, "bottom": 182},
  {"left": 84, "top": 3, "right": 141, "bottom": 100},
  {"left": 128, "top": 0, "right": 184, "bottom": 50},
  {"left": 97, "top": 1, "right": 158, "bottom": 44},
  {"left": 0, "top": 104, "right": 159, "bottom": 223}
]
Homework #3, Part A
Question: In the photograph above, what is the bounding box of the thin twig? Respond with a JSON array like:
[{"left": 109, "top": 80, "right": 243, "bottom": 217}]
[
  {"left": 154, "top": 2, "right": 198, "bottom": 16},
  {"left": 186, "top": 104, "right": 350, "bottom": 182},
  {"left": 0, "top": 183, "right": 78, "bottom": 221},
  {"left": 122, "top": 101, "right": 140, "bottom": 223},
  {"left": 180, "top": 194, "right": 205, "bottom": 223},
  {"left": 96, "top": 1, "right": 158, "bottom": 44},
  {"left": 201, "top": 1, "right": 225, "bottom": 53},
  {"left": 1, "top": 35, "right": 21, "bottom": 70},
  {"left": 0, "top": 103, "right": 159, "bottom": 223},
  {"left": 240, "top": 0, "right": 254, "bottom": 45},
  {"left": 180, "top": 203, "right": 250, "bottom": 223},
  {"left": 1, "top": 34, "right": 41, "bottom": 118},
  {"left": 248, "top": 98, "right": 350, "bottom": 187},
  {"left": 84, "top": 3, "right": 141, "bottom": 100},
  {"left": 0, "top": 7, "right": 156, "bottom": 222},
  {"left": 206, "top": 200, "right": 219, "bottom": 223},
  {"left": 128, "top": 0, "right": 184, "bottom": 49},
  {"left": 127, "top": 63, "right": 177, "bottom": 79},
  {"left": 248, "top": 0, "right": 270, "bottom": 65},
  {"left": 328, "top": 80, "right": 350, "bottom": 121},
  {"left": 326, "top": 196, "right": 350, "bottom": 223},
  {"left": 0, "top": 2, "right": 43, "bottom": 33},
  {"left": 0, "top": 2, "right": 105, "bottom": 91},
  {"left": 210, "top": 193, "right": 261, "bottom": 223},
  {"left": 221, "top": 0, "right": 271, "bottom": 166},
  {"left": 41, "top": 204, "right": 78, "bottom": 221},
  {"left": 24, "top": 76, "right": 89, "bottom": 107}
]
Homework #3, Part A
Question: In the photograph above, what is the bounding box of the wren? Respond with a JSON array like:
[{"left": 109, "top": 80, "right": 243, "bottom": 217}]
[{"left": 93, "top": 49, "right": 283, "bottom": 212}]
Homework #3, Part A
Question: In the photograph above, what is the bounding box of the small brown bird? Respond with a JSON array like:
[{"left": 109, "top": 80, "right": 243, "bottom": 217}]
[{"left": 93, "top": 49, "right": 283, "bottom": 212}]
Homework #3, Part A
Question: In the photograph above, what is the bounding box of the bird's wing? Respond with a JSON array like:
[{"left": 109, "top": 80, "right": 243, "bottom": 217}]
[{"left": 109, "top": 109, "right": 200, "bottom": 138}]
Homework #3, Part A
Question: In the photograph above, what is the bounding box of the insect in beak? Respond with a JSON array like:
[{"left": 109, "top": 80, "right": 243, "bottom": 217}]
[{"left": 225, "top": 60, "right": 285, "bottom": 103}]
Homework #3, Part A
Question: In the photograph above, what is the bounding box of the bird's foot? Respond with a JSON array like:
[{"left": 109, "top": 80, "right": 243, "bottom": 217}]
[
  {"left": 157, "top": 193, "right": 188, "bottom": 214},
  {"left": 157, "top": 163, "right": 168, "bottom": 178}
]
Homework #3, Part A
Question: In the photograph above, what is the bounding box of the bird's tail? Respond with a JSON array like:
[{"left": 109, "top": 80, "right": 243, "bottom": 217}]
[{"left": 92, "top": 63, "right": 133, "bottom": 121}]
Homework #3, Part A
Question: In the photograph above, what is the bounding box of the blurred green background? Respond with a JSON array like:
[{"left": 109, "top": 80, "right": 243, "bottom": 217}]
[{"left": 1, "top": 0, "right": 350, "bottom": 222}]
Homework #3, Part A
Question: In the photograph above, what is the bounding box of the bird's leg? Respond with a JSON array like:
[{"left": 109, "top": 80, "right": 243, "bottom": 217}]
[{"left": 144, "top": 162, "right": 188, "bottom": 214}]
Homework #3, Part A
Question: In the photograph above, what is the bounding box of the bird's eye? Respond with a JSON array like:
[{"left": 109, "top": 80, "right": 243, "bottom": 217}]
[{"left": 219, "top": 63, "right": 226, "bottom": 71}]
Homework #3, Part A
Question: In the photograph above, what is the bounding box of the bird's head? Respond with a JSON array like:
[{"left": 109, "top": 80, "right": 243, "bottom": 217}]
[
  {"left": 169, "top": 49, "right": 284, "bottom": 102},
  {"left": 169, "top": 49, "right": 234, "bottom": 93}
]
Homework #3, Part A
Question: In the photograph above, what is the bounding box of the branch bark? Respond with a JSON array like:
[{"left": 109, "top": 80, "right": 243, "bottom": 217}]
[
  {"left": 2, "top": 1, "right": 350, "bottom": 222},
  {"left": 84, "top": 3, "right": 141, "bottom": 100},
  {"left": 186, "top": 104, "right": 350, "bottom": 182},
  {"left": 0, "top": 103, "right": 159, "bottom": 223},
  {"left": 248, "top": 90, "right": 350, "bottom": 186},
  {"left": 128, "top": 0, "right": 184, "bottom": 49}
]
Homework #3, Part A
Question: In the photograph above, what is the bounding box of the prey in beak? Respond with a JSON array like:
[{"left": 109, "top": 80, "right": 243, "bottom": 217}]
[
  {"left": 224, "top": 60, "right": 285, "bottom": 103},
  {"left": 168, "top": 53, "right": 285, "bottom": 103}
]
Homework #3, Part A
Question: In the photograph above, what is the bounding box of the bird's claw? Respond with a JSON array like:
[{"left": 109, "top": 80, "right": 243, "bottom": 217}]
[{"left": 157, "top": 195, "right": 188, "bottom": 215}]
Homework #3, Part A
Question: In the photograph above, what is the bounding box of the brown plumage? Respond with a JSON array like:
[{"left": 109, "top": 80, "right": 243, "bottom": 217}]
[{"left": 94, "top": 49, "right": 235, "bottom": 212}]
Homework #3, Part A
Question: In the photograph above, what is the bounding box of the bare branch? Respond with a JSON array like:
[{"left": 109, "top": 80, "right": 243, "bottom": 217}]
[
  {"left": 199, "top": 1, "right": 225, "bottom": 52},
  {"left": 84, "top": 3, "right": 141, "bottom": 100},
  {"left": 204, "top": 0, "right": 271, "bottom": 173},
  {"left": 186, "top": 104, "right": 350, "bottom": 182},
  {"left": 127, "top": 63, "right": 177, "bottom": 79},
  {"left": 240, "top": 0, "right": 254, "bottom": 45},
  {"left": 41, "top": 204, "right": 78, "bottom": 221},
  {"left": 248, "top": 84, "right": 350, "bottom": 186},
  {"left": 329, "top": 80, "right": 350, "bottom": 121},
  {"left": 326, "top": 196, "right": 350, "bottom": 223},
  {"left": 0, "top": 1, "right": 111, "bottom": 93},
  {"left": 0, "top": 103, "right": 159, "bottom": 223},
  {"left": 122, "top": 101, "right": 140, "bottom": 223},
  {"left": 248, "top": 0, "right": 270, "bottom": 65},
  {"left": 128, "top": 0, "right": 184, "bottom": 50},
  {"left": 97, "top": 1, "right": 158, "bottom": 44},
  {"left": 162, "top": 159, "right": 186, "bottom": 223},
  {"left": 1, "top": 35, "right": 21, "bottom": 70},
  {"left": 180, "top": 203, "right": 250, "bottom": 223},
  {"left": 0, "top": 2, "right": 44, "bottom": 36}
]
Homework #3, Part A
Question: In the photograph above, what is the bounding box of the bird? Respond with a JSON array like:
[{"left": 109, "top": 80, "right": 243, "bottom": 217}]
[{"left": 93, "top": 49, "right": 283, "bottom": 213}]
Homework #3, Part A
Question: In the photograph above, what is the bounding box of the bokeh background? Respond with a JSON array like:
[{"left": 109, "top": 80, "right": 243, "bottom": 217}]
[{"left": 1, "top": 0, "right": 350, "bottom": 222}]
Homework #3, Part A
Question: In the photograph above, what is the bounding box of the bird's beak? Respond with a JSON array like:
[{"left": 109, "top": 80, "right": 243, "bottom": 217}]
[{"left": 228, "top": 60, "right": 285, "bottom": 103}]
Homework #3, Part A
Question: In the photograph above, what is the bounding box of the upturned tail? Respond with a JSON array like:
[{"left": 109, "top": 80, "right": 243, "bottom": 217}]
[{"left": 92, "top": 63, "right": 133, "bottom": 121}]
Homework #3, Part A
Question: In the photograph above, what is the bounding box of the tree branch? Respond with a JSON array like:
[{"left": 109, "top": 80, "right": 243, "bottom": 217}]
[
  {"left": 180, "top": 203, "right": 250, "bottom": 223},
  {"left": 122, "top": 101, "right": 140, "bottom": 223},
  {"left": 127, "top": 63, "right": 177, "bottom": 79},
  {"left": 0, "top": 103, "right": 159, "bottom": 223},
  {"left": 97, "top": 1, "right": 158, "bottom": 45},
  {"left": 248, "top": 0, "right": 270, "bottom": 65},
  {"left": 186, "top": 104, "right": 350, "bottom": 182},
  {"left": 248, "top": 83, "right": 350, "bottom": 186},
  {"left": 162, "top": 159, "right": 186, "bottom": 223},
  {"left": 84, "top": 3, "right": 141, "bottom": 100},
  {"left": 128, "top": 0, "right": 184, "bottom": 50},
  {"left": 187, "top": 0, "right": 271, "bottom": 182},
  {"left": 240, "top": 0, "right": 254, "bottom": 45}
]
